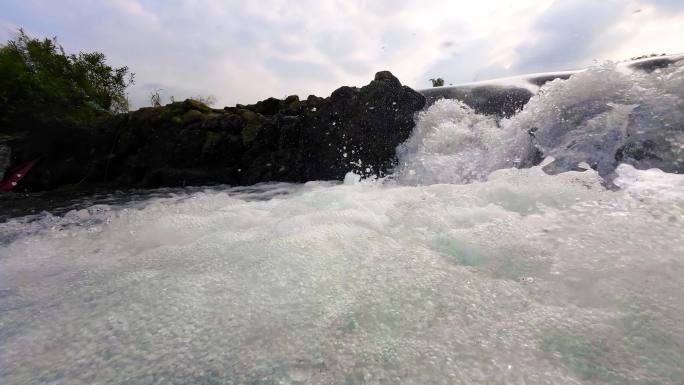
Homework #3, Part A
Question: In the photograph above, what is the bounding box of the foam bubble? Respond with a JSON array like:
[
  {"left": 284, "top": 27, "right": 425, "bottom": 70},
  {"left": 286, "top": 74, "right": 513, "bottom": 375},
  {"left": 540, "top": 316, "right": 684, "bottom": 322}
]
[{"left": 2, "top": 163, "right": 683, "bottom": 384}]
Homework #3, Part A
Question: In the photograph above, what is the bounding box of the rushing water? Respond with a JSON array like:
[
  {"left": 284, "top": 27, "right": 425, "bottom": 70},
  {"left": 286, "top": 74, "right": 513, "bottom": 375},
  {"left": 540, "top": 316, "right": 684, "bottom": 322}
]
[{"left": 1, "top": 62, "right": 684, "bottom": 385}]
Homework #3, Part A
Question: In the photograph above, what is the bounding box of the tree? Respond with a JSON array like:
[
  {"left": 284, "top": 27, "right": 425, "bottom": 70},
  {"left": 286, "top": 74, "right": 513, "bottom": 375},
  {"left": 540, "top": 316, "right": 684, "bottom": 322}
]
[
  {"left": 0, "top": 29, "right": 134, "bottom": 133},
  {"left": 429, "top": 78, "right": 445, "bottom": 87}
]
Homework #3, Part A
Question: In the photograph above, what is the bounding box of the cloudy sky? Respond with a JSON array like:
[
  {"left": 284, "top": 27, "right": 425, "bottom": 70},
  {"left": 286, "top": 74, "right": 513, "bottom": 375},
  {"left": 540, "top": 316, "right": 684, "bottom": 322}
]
[{"left": 1, "top": 0, "right": 683, "bottom": 108}]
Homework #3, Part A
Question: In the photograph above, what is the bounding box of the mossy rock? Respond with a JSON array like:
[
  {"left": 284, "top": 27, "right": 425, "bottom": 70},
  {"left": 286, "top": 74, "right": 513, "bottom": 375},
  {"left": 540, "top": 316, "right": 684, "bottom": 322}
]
[
  {"left": 238, "top": 109, "right": 266, "bottom": 145},
  {"left": 182, "top": 98, "right": 213, "bottom": 113},
  {"left": 181, "top": 109, "right": 206, "bottom": 125},
  {"left": 98, "top": 113, "right": 130, "bottom": 130},
  {"left": 9, "top": 70, "right": 426, "bottom": 192},
  {"left": 218, "top": 113, "right": 243, "bottom": 133},
  {"left": 284, "top": 94, "right": 299, "bottom": 104},
  {"left": 128, "top": 106, "right": 171, "bottom": 125},
  {"left": 282, "top": 95, "right": 302, "bottom": 114},
  {"left": 0, "top": 132, "right": 19, "bottom": 142},
  {"left": 202, "top": 131, "right": 223, "bottom": 156}
]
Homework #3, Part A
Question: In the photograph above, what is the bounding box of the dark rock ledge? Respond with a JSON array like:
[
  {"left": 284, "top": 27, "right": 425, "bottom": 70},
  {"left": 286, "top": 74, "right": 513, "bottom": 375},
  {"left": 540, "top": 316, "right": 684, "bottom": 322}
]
[{"left": 4, "top": 71, "right": 425, "bottom": 192}]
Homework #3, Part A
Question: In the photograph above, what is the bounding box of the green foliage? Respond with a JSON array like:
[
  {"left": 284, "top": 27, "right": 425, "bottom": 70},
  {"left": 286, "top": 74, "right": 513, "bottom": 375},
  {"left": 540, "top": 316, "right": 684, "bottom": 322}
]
[
  {"left": 239, "top": 109, "right": 265, "bottom": 144},
  {"left": 429, "top": 77, "right": 444, "bottom": 87},
  {"left": 0, "top": 29, "right": 134, "bottom": 132}
]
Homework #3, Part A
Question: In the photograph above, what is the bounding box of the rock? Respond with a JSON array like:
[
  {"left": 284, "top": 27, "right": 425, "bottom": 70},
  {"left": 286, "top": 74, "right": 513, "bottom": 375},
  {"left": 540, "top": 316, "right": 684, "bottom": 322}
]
[
  {"left": 5, "top": 73, "right": 425, "bottom": 191},
  {"left": 238, "top": 71, "right": 426, "bottom": 183},
  {"left": 0, "top": 144, "right": 10, "bottom": 180},
  {"left": 421, "top": 85, "right": 533, "bottom": 118},
  {"left": 305, "top": 70, "right": 426, "bottom": 179},
  {"left": 615, "top": 136, "right": 684, "bottom": 174},
  {"left": 248, "top": 97, "right": 282, "bottom": 115},
  {"left": 237, "top": 108, "right": 267, "bottom": 145},
  {"left": 629, "top": 58, "right": 675, "bottom": 73}
]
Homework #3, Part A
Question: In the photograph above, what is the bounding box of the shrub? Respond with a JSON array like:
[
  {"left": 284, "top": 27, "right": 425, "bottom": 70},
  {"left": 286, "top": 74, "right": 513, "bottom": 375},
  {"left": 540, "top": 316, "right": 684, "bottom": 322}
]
[
  {"left": 190, "top": 95, "right": 216, "bottom": 106},
  {"left": 0, "top": 29, "right": 134, "bottom": 133}
]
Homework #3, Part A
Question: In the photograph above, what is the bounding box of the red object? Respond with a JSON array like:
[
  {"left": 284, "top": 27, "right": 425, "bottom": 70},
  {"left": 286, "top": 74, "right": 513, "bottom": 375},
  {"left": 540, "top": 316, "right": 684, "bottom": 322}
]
[{"left": 0, "top": 159, "right": 39, "bottom": 192}]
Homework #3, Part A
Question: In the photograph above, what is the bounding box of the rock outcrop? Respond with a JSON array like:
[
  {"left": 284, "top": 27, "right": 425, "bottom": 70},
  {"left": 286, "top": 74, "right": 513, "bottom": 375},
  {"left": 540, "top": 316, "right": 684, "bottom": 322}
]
[
  {"left": 0, "top": 144, "right": 10, "bottom": 180},
  {"left": 6, "top": 71, "right": 425, "bottom": 191}
]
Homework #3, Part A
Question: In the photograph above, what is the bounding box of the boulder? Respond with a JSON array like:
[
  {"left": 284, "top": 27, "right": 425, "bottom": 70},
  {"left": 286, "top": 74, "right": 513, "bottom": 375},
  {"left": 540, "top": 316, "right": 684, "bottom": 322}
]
[{"left": 232, "top": 71, "right": 426, "bottom": 184}]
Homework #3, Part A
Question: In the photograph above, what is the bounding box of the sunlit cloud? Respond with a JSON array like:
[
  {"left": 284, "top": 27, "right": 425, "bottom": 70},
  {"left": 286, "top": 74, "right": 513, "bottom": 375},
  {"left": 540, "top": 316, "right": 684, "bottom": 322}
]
[{"left": 1, "top": 0, "right": 682, "bottom": 108}]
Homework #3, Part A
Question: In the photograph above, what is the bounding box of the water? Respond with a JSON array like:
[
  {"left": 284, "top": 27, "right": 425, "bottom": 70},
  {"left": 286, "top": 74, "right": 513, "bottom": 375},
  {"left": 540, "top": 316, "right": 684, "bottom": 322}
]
[
  {"left": 1, "top": 62, "right": 684, "bottom": 385},
  {"left": 396, "top": 60, "right": 684, "bottom": 185}
]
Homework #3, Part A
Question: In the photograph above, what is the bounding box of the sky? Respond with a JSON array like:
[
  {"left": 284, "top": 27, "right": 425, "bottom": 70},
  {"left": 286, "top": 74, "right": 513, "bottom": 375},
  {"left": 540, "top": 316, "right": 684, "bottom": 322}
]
[{"left": 1, "top": 0, "right": 683, "bottom": 109}]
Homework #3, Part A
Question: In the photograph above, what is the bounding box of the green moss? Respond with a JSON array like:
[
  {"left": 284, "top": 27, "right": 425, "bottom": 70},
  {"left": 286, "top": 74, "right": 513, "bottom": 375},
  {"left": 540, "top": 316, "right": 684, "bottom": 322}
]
[
  {"left": 181, "top": 109, "right": 205, "bottom": 125},
  {"left": 0, "top": 132, "right": 18, "bottom": 141},
  {"left": 202, "top": 131, "right": 223, "bottom": 155},
  {"left": 129, "top": 106, "right": 171, "bottom": 125},
  {"left": 183, "top": 98, "right": 213, "bottom": 113},
  {"left": 126, "top": 101, "right": 215, "bottom": 128},
  {"left": 284, "top": 95, "right": 301, "bottom": 112},
  {"left": 239, "top": 109, "right": 265, "bottom": 145}
]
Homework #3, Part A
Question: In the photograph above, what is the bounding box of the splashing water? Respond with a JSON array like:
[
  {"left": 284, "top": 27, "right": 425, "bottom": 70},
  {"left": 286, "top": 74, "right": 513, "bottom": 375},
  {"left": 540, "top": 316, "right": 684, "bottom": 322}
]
[
  {"left": 395, "top": 60, "right": 684, "bottom": 184},
  {"left": 1, "top": 62, "right": 684, "bottom": 385}
]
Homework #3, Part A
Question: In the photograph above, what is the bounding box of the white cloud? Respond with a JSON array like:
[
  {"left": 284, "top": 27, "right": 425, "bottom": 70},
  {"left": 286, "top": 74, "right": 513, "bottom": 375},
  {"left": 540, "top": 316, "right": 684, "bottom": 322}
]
[
  {"left": 603, "top": 3, "right": 684, "bottom": 60},
  {"left": 1, "top": 0, "right": 682, "bottom": 108}
]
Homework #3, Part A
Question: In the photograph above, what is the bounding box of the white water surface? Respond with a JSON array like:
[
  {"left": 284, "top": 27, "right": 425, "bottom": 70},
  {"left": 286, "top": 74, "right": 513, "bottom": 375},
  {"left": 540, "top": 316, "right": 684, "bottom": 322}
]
[{"left": 2, "top": 61, "right": 684, "bottom": 385}]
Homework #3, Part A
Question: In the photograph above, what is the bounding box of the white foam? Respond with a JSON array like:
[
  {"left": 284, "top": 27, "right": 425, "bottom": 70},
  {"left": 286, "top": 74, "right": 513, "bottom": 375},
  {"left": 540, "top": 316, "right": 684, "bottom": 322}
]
[
  {"left": 2, "top": 163, "right": 683, "bottom": 384},
  {"left": 2, "top": 59, "right": 684, "bottom": 384},
  {"left": 393, "top": 99, "right": 532, "bottom": 185},
  {"left": 397, "top": 60, "right": 684, "bottom": 185}
]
